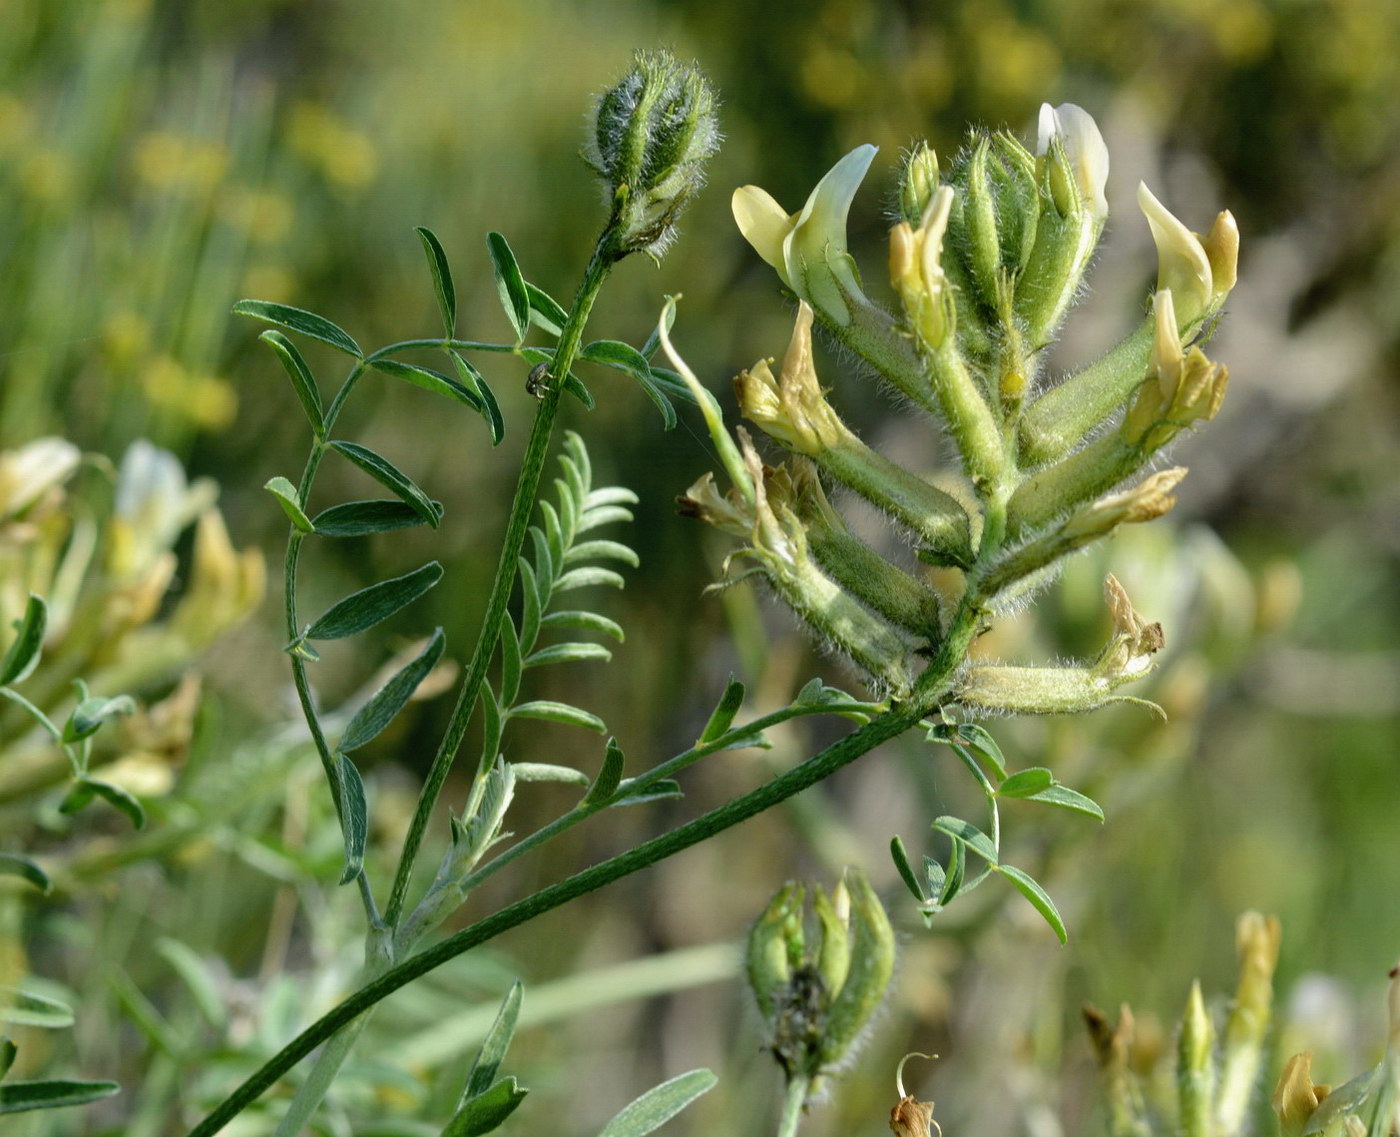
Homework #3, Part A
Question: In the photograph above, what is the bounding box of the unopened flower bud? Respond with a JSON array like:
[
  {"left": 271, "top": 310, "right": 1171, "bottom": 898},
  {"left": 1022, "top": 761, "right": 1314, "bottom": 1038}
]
[
  {"left": 588, "top": 50, "right": 719, "bottom": 260},
  {"left": 889, "top": 186, "right": 956, "bottom": 350},
  {"left": 821, "top": 868, "right": 896, "bottom": 1068},
  {"left": 1217, "top": 912, "right": 1282, "bottom": 1137},
  {"left": 749, "top": 870, "right": 895, "bottom": 1092},
  {"left": 1037, "top": 103, "right": 1109, "bottom": 222},
  {"left": 747, "top": 882, "right": 804, "bottom": 1021},
  {"left": 899, "top": 142, "right": 941, "bottom": 224},
  {"left": 1273, "top": 1052, "right": 1323, "bottom": 1137},
  {"left": 1178, "top": 981, "right": 1217, "bottom": 1137}
]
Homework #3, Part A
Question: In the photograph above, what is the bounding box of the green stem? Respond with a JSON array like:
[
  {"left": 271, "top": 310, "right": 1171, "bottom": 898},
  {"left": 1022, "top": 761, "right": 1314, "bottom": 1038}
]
[
  {"left": 366, "top": 337, "right": 517, "bottom": 360},
  {"left": 383, "top": 238, "right": 615, "bottom": 931},
  {"left": 282, "top": 361, "right": 376, "bottom": 924},
  {"left": 182, "top": 678, "right": 946, "bottom": 1137},
  {"left": 399, "top": 700, "right": 885, "bottom": 950},
  {"left": 776, "top": 1075, "right": 809, "bottom": 1137}
]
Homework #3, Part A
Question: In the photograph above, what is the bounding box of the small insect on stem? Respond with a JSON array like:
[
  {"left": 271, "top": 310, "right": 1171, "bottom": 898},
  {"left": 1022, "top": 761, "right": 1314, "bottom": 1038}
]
[
  {"left": 889, "top": 1052, "right": 941, "bottom": 1137},
  {"left": 526, "top": 362, "right": 552, "bottom": 399}
]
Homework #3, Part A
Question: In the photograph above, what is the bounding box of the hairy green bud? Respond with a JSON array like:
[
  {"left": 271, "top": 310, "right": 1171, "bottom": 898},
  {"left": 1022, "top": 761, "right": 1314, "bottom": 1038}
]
[
  {"left": 747, "top": 869, "right": 896, "bottom": 1090},
  {"left": 587, "top": 50, "right": 720, "bottom": 260}
]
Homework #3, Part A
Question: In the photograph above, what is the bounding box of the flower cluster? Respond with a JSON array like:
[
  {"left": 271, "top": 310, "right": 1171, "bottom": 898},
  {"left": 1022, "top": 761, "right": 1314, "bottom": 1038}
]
[{"left": 674, "top": 103, "right": 1238, "bottom": 712}]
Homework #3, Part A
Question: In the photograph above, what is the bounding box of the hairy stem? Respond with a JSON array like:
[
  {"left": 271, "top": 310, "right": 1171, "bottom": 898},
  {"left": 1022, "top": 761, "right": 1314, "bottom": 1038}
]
[
  {"left": 382, "top": 238, "right": 615, "bottom": 931},
  {"left": 183, "top": 667, "right": 951, "bottom": 1137},
  {"left": 776, "top": 1075, "right": 810, "bottom": 1137}
]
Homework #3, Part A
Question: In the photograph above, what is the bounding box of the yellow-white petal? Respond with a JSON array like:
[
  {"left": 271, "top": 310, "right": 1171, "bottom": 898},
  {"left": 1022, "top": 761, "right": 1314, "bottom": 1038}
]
[
  {"left": 1038, "top": 103, "right": 1109, "bottom": 220},
  {"left": 1138, "top": 182, "right": 1213, "bottom": 322},
  {"left": 783, "top": 144, "right": 877, "bottom": 322},
  {"left": 732, "top": 185, "right": 795, "bottom": 283}
]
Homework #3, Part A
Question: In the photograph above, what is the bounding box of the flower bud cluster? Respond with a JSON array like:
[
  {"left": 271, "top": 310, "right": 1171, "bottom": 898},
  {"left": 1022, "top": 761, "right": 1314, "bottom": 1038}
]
[
  {"left": 746, "top": 870, "right": 896, "bottom": 1094},
  {"left": 675, "top": 100, "right": 1238, "bottom": 716},
  {"left": 587, "top": 50, "right": 720, "bottom": 260}
]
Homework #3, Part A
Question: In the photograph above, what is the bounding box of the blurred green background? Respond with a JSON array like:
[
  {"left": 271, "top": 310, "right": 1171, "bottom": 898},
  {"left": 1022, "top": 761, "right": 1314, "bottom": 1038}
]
[{"left": 3, "top": 0, "right": 1399, "bottom": 1133}]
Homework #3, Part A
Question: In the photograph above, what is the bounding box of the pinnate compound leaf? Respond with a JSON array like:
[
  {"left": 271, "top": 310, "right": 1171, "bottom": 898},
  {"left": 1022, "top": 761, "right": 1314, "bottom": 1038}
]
[
  {"left": 258, "top": 330, "right": 324, "bottom": 438},
  {"left": 444, "top": 1076, "right": 528, "bottom": 1137},
  {"left": 306, "top": 562, "right": 443, "bottom": 640},
  {"left": 699, "top": 677, "right": 745, "bottom": 744},
  {"left": 995, "top": 864, "right": 1068, "bottom": 944},
  {"left": 313, "top": 500, "right": 435, "bottom": 537},
  {"left": 341, "top": 629, "right": 446, "bottom": 752},
  {"left": 596, "top": 1069, "right": 717, "bottom": 1137},
  {"left": 508, "top": 702, "right": 605, "bottom": 733},
  {"left": 328, "top": 441, "right": 442, "bottom": 528},
  {"left": 463, "top": 981, "right": 523, "bottom": 1102},
  {"left": 0, "top": 988, "right": 74, "bottom": 1029},
  {"left": 998, "top": 767, "right": 1055, "bottom": 798},
  {"left": 336, "top": 754, "right": 368, "bottom": 884},
  {"left": 486, "top": 233, "right": 530, "bottom": 342},
  {"left": 0, "top": 853, "right": 50, "bottom": 895},
  {"left": 931, "top": 816, "right": 997, "bottom": 865},
  {"left": 264, "top": 477, "right": 314, "bottom": 533},
  {"left": 1024, "top": 783, "right": 1105, "bottom": 821},
  {"left": 414, "top": 226, "right": 456, "bottom": 334},
  {"left": 583, "top": 738, "right": 625, "bottom": 808},
  {"left": 372, "top": 360, "right": 481, "bottom": 411},
  {"left": 0, "top": 1079, "right": 120, "bottom": 1114},
  {"left": 1, "top": 594, "right": 47, "bottom": 686},
  {"left": 233, "top": 299, "right": 361, "bottom": 357}
]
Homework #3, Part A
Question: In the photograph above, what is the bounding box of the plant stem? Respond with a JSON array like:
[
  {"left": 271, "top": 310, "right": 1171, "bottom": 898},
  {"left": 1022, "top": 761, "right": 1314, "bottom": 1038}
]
[
  {"left": 183, "top": 674, "right": 948, "bottom": 1137},
  {"left": 382, "top": 238, "right": 615, "bottom": 931},
  {"left": 776, "top": 1076, "right": 809, "bottom": 1137},
  {"left": 281, "top": 361, "right": 375, "bottom": 922}
]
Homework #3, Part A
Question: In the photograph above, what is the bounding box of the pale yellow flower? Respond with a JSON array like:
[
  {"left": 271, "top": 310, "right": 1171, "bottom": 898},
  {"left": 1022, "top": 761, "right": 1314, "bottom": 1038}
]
[{"left": 732, "top": 144, "right": 877, "bottom": 325}]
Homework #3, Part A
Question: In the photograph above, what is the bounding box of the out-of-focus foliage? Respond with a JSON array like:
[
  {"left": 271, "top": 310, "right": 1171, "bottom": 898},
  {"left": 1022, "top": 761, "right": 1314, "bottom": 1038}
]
[{"left": 2, "top": 0, "right": 1398, "bottom": 1134}]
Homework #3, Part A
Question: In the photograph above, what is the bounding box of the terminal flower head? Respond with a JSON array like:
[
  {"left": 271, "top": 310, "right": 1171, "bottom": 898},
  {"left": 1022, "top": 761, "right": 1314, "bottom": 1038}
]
[
  {"left": 1138, "top": 182, "right": 1239, "bottom": 325},
  {"left": 732, "top": 144, "right": 877, "bottom": 325},
  {"left": 1037, "top": 102, "right": 1109, "bottom": 221}
]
